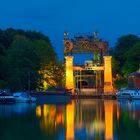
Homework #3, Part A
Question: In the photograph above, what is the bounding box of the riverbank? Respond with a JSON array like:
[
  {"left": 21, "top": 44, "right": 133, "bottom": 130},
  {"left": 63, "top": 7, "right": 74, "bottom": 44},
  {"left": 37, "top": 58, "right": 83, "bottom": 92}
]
[
  {"left": 32, "top": 92, "right": 71, "bottom": 104},
  {"left": 71, "top": 94, "right": 117, "bottom": 100}
]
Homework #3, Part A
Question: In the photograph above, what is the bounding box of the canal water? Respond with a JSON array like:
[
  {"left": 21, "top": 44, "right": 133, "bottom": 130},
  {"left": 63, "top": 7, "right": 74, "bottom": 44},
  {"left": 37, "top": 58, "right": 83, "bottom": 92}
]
[{"left": 0, "top": 100, "right": 140, "bottom": 140}]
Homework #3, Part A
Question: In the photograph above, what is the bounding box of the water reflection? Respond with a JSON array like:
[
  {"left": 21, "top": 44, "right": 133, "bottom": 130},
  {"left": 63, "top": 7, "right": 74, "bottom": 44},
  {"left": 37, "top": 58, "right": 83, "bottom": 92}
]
[
  {"left": 104, "top": 101, "right": 113, "bottom": 140},
  {"left": 66, "top": 102, "right": 74, "bottom": 140},
  {"left": 0, "top": 100, "right": 140, "bottom": 140},
  {"left": 36, "top": 100, "right": 140, "bottom": 140},
  {"left": 36, "top": 104, "right": 66, "bottom": 140},
  {"left": 0, "top": 103, "right": 36, "bottom": 117}
]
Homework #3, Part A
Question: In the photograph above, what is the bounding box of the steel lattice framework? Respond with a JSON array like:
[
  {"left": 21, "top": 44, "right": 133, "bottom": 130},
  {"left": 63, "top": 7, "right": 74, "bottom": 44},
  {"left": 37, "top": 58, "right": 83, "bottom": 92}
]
[
  {"left": 64, "top": 32, "right": 113, "bottom": 94},
  {"left": 64, "top": 32, "right": 109, "bottom": 65}
]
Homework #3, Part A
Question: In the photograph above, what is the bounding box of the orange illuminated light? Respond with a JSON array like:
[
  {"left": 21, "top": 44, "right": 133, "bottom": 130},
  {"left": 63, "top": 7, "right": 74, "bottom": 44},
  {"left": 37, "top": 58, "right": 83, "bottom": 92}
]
[
  {"left": 104, "top": 101, "right": 113, "bottom": 140},
  {"left": 66, "top": 102, "right": 74, "bottom": 140}
]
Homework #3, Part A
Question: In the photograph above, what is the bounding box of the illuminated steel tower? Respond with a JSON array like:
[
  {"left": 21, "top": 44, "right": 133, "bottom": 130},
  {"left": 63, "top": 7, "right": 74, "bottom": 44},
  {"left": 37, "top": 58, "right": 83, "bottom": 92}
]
[{"left": 64, "top": 32, "right": 113, "bottom": 94}]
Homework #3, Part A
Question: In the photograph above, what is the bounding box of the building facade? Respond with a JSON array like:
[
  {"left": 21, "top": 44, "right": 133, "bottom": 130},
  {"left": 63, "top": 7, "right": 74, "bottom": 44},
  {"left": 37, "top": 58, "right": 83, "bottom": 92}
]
[{"left": 128, "top": 69, "right": 140, "bottom": 89}]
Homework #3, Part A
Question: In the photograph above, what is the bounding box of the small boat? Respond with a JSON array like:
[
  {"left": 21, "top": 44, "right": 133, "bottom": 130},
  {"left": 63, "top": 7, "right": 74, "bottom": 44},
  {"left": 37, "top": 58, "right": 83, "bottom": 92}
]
[
  {"left": 13, "top": 92, "right": 36, "bottom": 103},
  {"left": 116, "top": 89, "right": 140, "bottom": 99},
  {"left": 0, "top": 90, "right": 15, "bottom": 104}
]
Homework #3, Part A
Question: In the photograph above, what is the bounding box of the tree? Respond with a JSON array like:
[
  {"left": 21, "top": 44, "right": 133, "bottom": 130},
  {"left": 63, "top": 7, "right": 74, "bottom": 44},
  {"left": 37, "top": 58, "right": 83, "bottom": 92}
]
[
  {"left": 122, "top": 42, "right": 140, "bottom": 77},
  {"left": 0, "top": 28, "right": 64, "bottom": 91},
  {"left": 38, "top": 61, "right": 65, "bottom": 90},
  {"left": 33, "top": 39, "right": 57, "bottom": 66},
  {"left": 113, "top": 34, "right": 139, "bottom": 74},
  {"left": 6, "top": 36, "right": 40, "bottom": 91},
  {"left": 32, "top": 40, "right": 65, "bottom": 90},
  {"left": 112, "top": 34, "right": 140, "bottom": 89}
]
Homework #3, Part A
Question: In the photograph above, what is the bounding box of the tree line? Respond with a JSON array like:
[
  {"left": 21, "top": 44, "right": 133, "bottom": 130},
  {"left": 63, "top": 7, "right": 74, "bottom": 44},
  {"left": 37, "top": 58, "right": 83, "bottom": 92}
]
[
  {"left": 0, "top": 28, "right": 64, "bottom": 91},
  {"left": 0, "top": 28, "right": 139, "bottom": 91},
  {"left": 111, "top": 34, "right": 140, "bottom": 89}
]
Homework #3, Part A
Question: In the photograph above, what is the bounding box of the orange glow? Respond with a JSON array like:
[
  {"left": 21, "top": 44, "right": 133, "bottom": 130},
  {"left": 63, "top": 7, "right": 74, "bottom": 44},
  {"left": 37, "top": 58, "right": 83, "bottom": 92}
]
[
  {"left": 104, "top": 56, "right": 113, "bottom": 93},
  {"left": 50, "top": 106, "right": 56, "bottom": 117},
  {"left": 104, "top": 101, "right": 113, "bottom": 140},
  {"left": 56, "top": 113, "right": 64, "bottom": 125},
  {"left": 43, "top": 81, "right": 47, "bottom": 90},
  {"left": 66, "top": 102, "right": 74, "bottom": 140},
  {"left": 36, "top": 105, "right": 42, "bottom": 118},
  {"left": 117, "top": 106, "right": 120, "bottom": 120},
  {"left": 43, "top": 104, "right": 49, "bottom": 117},
  {"left": 65, "top": 56, "right": 74, "bottom": 93},
  {"left": 39, "top": 105, "right": 56, "bottom": 133},
  {"left": 38, "top": 105, "right": 65, "bottom": 133},
  {"left": 38, "top": 65, "right": 57, "bottom": 90}
]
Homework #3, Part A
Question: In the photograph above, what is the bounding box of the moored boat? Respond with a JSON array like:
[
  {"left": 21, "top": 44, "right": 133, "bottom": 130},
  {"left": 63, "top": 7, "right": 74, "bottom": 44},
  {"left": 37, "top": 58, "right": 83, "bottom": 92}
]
[
  {"left": 13, "top": 92, "right": 36, "bottom": 103},
  {"left": 0, "top": 90, "right": 15, "bottom": 104},
  {"left": 116, "top": 89, "right": 140, "bottom": 99}
]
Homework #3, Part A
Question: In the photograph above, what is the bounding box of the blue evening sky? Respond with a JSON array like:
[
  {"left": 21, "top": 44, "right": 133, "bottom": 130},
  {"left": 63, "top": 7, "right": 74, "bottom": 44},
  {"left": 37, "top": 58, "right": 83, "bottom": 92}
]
[{"left": 0, "top": 0, "right": 140, "bottom": 60}]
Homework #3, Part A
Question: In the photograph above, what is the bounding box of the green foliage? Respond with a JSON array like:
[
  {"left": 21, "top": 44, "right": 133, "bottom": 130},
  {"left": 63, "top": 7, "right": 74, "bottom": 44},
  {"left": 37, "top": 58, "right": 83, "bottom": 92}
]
[
  {"left": 122, "top": 42, "right": 140, "bottom": 76},
  {"left": 0, "top": 56, "right": 8, "bottom": 88},
  {"left": 113, "top": 34, "right": 139, "bottom": 75},
  {"left": 112, "top": 34, "right": 140, "bottom": 89},
  {"left": 0, "top": 28, "right": 62, "bottom": 91},
  {"left": 112, "top": 57, "right": 120, "bottom": 77},
  {"left": 6, "top": 36, "right": 40, "bottom": 91},
  {"left": 38, "top": 61, "right": 65, "bottom": 90},
  {"left": 114, "top": 35, "right": 139, "bottom": 58},
  {"left": 114, "top": 78, "right": 127, "bottom": 89},
  {"left": 0, "top": 43, "right": 5, "bottom": 55},
  {"left": 115, "top": 112, "right": 140, "bottom": 140},
  {"left": 33, "top": 39, "right": 57, "bottom": 66}
]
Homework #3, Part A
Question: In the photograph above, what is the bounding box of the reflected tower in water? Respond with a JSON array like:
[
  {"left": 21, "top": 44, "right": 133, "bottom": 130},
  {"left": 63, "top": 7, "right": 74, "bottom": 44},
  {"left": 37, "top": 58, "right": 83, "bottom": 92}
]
[
  {"left": 104, "top": 101, "right": 113, "bottom": 140},
  {"left": 35, "top": 100, "right": 130, "bottom": 140},
  {"left": 66, "top": 102, "right": 75, "bottom": 140}
]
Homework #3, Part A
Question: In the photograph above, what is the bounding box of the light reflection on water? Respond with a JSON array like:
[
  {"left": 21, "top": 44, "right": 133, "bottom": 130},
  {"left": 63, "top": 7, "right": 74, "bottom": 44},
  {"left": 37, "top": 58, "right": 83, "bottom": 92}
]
[{"left": 0, "top": 100, "right": 140, "bottom": 140}]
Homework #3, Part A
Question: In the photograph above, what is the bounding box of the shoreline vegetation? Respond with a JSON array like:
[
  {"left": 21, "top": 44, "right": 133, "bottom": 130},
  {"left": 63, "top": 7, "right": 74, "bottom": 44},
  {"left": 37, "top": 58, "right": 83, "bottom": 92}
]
[
  {"left": 111, "top": 34, "right": 140, "bottom": 89},
  {"left": 0, "top": 28, "right": 139, "bottom": 92},
  {"left": 0, "top": 28, "right": 65, "bottom": 92}
]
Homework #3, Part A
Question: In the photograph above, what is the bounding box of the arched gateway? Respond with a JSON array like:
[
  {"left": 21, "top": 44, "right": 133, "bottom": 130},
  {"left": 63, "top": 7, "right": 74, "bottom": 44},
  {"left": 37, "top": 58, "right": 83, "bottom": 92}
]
[{"left": 64, "top": 32, "right": 113, "bottom": 94}]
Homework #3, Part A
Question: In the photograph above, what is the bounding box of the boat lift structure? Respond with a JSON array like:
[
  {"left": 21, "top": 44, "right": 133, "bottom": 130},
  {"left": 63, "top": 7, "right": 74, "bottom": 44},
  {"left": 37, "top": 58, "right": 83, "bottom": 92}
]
[{"left": 64, "top": 32, "right": 113, "bottom": 94}]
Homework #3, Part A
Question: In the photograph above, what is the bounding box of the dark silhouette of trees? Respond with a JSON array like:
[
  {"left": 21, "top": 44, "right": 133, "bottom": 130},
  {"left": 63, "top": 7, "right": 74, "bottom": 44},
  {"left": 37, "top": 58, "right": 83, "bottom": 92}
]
[
  {"left": 112, "top": 34, "right": 140, "bottom": 89},
  {"left": 0, "top": 28, "right": 64, "bottom": 91}
]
